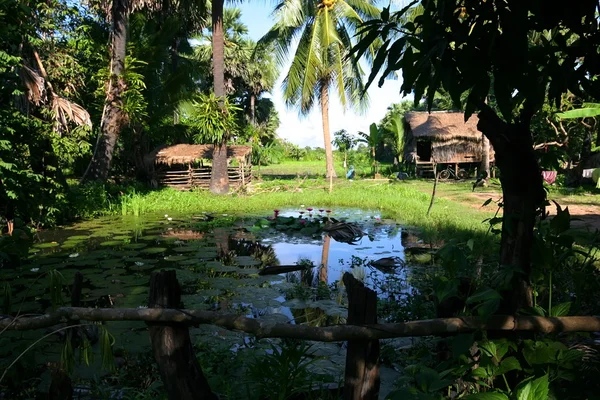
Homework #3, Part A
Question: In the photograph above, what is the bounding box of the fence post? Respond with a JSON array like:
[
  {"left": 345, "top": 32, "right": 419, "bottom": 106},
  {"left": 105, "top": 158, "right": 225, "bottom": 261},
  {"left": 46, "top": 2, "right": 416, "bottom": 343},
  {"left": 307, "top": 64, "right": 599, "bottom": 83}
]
[
  {"left": 342, "top": 272, "right": 380, "bottom": 400},
  {"left": 148, "top": 270, "right": 217, "bottom": 400}
]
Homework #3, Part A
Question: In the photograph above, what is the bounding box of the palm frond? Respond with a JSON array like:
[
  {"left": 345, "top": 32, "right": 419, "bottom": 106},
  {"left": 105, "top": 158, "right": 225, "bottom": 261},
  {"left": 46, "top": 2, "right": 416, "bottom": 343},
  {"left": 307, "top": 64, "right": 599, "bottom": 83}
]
[
  {"left": 51, "top": 96, "right": 93, "bottom": 133},
  {"left": 20, "top": 66, "right": 46, "bottom": 105}
]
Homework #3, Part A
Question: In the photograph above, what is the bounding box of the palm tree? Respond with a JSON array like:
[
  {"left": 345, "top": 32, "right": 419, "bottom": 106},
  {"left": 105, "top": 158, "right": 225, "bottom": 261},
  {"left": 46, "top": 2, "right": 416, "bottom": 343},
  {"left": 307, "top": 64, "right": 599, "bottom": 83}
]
[
  {"left": 260, "top": 0, "right": 378, "bottom": 178},
  {"left": 82, "top": 0, "right": 206, "bottom": 182}
]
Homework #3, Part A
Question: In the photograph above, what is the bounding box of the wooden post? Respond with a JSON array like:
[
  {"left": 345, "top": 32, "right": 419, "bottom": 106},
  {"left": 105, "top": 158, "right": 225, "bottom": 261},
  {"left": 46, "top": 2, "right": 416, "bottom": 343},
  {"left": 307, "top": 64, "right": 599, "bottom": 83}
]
[
  {"left": 241, "top": 162, "right": 245, "bottom": 187},
  {"left": 342, "top": 273, "right": 380, "bottom": 400},
  {"left": 427, "top": 162, "right": 438, "bottom": 216},
  {"left": 148, "top": 270, "right": 217, "bottom": 400},
  {"left": 49, "top": 273, "right": 83, "bottom": 399}
]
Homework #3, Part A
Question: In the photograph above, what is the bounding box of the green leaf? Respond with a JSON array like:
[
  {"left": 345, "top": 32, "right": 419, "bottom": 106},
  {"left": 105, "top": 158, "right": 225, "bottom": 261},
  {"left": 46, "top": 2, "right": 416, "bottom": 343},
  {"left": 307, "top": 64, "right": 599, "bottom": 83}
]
[
  {"left": 471, "top": 367, "right": 491, "bottom": 379},
  {"left": 549, "top": 203, "right": 570, "bottom": 234},
  {"left": 549, "top": 302, "right": 571, "bottom": 317},
  {"left": 497, "top": 356, "right": 522, "bottom": 375},
  {"left": 516, "top": 374, "right": 549, "bottom": 400},
  {"left": 557, "top": 106, "right": 600, "bottom": 119}
]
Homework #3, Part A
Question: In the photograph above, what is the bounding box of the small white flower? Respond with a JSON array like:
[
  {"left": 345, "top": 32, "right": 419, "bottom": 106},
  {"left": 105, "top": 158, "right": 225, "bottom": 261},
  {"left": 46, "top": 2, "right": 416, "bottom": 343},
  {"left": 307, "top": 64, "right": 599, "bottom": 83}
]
[
  {"left": 167, "top": 217, "right": 173, "bottom": 221},
  {"left": 30, "top": 268, "right": 39, "bottom": 272},
  {"left": 69, "top": 253, "right": 79, "bottom": 258},
  {"left": 164, "top": 214, "right": 169, "bottom": 218},
  {"left": 174, "top": 240, "right": 184, "bottom": 245},
  {"left": 222, "top": 213, "right": 228, "bottom": 216},
  {"left": 300, "top": 204, "right": 305, "bottom": 208},
  {"left": 137, "top": 305, "right": 148, "bottom": 309},
  {"left": 135, "top": 261, "right": 144, "bottom": 266}
]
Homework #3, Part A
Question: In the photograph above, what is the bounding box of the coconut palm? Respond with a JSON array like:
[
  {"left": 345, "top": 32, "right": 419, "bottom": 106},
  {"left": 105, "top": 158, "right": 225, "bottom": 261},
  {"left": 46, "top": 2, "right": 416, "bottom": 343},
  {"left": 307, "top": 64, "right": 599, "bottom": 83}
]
[{"left": 260, "top": 0, "right": 379, "bottom": 178}]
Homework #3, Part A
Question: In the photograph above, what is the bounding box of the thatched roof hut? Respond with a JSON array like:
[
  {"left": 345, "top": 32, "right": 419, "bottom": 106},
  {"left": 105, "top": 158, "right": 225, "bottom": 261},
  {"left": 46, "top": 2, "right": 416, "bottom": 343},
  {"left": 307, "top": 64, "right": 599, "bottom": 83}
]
[
  {"left": 147, "top": 144, "right": 252, "bottom": 166},
  {"left": 145, "top": 144, "right": 253, "bottom": 190},
  {"left": 404, "top": 111, "right": 494, "bottom": 164}
]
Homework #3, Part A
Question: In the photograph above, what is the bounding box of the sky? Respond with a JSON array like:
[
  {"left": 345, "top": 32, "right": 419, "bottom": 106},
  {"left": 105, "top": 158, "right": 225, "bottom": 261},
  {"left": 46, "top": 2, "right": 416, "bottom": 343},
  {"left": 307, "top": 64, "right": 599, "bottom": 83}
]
[{"left": 237, "top": 2, "right": 410, "bottom": 148}]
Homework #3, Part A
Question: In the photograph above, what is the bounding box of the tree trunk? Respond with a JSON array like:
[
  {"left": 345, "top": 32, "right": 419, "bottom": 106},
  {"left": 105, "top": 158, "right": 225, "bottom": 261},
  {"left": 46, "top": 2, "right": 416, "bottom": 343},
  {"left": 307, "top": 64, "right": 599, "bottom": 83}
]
[
  {"left": 82, "top": 0, "right": 128, "bottom": 182},
  {"left": 212, "top": 0, "right": 225, "bottom": 98},
  {"left": 481, "top": 133, "right": 490, "bottom": 177},
  {"left": 477, "top": 106, "right": 546, "bottom": 314},
  {"left": 250, "top": 94, "right": 256, "bottom": 125},
  {"left": 148, "top": 270, "right": 217, "bottom": 400},
  {"left": 320, "top": 80, "right": 337, "bottom": 178},
  {"left": 210, "top": 144, "right": 229, "bottom": 194},
  {"left": 320, "top": 235, "right": 331, "bottom": 284},
  {"left": 209, "top": 0, "right": 229, "bottom": 194}
]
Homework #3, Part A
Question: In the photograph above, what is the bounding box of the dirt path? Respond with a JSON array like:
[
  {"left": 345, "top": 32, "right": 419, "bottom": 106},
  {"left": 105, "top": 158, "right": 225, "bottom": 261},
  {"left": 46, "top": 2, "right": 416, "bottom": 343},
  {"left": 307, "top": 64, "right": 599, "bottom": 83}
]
[{"left": 428, "top": 187, "right": 600, "bottom": 232}]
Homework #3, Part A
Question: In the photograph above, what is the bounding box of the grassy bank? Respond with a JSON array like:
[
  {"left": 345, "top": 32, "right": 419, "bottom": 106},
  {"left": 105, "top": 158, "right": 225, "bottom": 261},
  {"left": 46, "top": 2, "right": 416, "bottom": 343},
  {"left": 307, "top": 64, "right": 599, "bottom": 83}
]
[{"left": 118, "top": 178, "right": 497, "bottom": 248}]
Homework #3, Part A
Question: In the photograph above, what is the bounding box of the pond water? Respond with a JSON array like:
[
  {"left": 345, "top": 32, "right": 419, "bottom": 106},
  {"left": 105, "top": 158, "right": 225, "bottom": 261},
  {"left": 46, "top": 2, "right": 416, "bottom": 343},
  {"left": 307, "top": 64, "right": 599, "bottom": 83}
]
[
  {"left": 4, "top": 208, "right": 415, "bottom": 380},
  {"left": 0, "top": 207, "right": 421, "bottom": 395}
]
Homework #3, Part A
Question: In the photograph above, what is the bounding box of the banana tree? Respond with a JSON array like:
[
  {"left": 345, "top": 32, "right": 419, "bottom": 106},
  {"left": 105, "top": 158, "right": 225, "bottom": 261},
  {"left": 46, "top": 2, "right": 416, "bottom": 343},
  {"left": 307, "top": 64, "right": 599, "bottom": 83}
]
[
  {"left": 358, "top": 123, "right": 383, "bottom": 177},
  {"left": 332, "top": 129, "right": 357, "bottom": 175}
]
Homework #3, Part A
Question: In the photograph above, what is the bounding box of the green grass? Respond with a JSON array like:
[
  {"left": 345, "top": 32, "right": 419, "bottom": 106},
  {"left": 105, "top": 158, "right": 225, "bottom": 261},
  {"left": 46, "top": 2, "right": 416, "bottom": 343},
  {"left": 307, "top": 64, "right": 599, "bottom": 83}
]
[
  {"left": 256, "top": 160, "right": 395, "bottom": 179},
  {"left": 119, "top": 178, "right": 498, "bottom": 249}
]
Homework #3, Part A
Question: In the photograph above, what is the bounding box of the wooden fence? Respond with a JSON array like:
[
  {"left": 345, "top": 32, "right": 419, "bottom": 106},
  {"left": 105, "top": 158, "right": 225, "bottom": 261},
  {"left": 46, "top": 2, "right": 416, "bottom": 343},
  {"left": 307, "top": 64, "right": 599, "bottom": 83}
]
[
  {"left": 157, "top": 165, "right": 252, "bottom": 191},
  {"left": 3, "top": 270, "right": 600, "bottom": 400}
]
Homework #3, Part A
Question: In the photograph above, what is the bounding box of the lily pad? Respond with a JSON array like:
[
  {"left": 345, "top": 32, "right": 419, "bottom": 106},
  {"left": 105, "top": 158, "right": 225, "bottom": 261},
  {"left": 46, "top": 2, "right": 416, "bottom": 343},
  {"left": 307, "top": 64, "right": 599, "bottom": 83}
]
[
  {"left": 139, "top": 235, "right": 161, "bottom": 241},
  {"left": 65, "top": 235, "right": 90, "bottom": 240},
  {"left": 140, "top": 247, "right": 167, "bottom": 254},
  {"left": 212, "top": 265, "right": 239, "bottom": 273},
  {"left": 178, "top": 259, "right": 203, "bottom": 266},
  {"left": 235, "top": 256, "right": 261, "bottom": 267},
  {"left": 33, "top": 242, "right": 60, "bottom": 249},
  {"left": 173, "top": 246, "right": 201, "bottom": 253},
  {"left": 123, "top": 243, "right": 147, "bottom": 250},
  {"left": 164, "top": 255, "right": 189, "bottom": 262},
  {"left": 100, "top": 240, "right": 125, "bottom": 247}
]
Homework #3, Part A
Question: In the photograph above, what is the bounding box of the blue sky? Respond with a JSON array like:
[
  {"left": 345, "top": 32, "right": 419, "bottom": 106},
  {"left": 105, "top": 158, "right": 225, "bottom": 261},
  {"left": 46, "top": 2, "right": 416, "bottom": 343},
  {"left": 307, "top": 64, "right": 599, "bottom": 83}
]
[{"left": 237, "top": 1, "right": 410, "bottom": 148}]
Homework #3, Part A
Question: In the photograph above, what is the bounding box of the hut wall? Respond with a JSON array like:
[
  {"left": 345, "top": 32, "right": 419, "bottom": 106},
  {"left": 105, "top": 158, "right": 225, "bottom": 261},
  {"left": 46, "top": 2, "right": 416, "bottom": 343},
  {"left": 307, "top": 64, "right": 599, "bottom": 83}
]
[
  {"left": 157, "top": 166, "right": 252, "bottom": 191},
  {"left": 431, "top": 140, "right": 482, "bottom": 163}
]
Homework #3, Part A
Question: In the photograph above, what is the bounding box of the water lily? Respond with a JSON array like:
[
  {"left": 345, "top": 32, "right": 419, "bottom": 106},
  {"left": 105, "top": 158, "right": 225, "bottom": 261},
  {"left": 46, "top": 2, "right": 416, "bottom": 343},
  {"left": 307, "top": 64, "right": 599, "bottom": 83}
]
[
  {"left": 319, "top": 209, "right": 324, "bottom": 213},
  {"left": 274, "top": 209, "right": 280, "bottom": 217},
  {"left": 164, "top": 214, "right": 169, "bottom": 218},
  {"left": 135, "top": 261, "right": 145, "bottom": 266},
  {"left": 326, "top": 210, "right": 332, "bottom": 214},
  {"left": 69, "top": 253, "right": 79, "bottom": 258},
  {"left": 300, "top": 204, "right": 305, "bottom": 208},
  {"left": 299, "top": 219, "right": 307, "bottom": 225},
  {"left": 167, "top": 217, "right": 173, "bottom": 221},
  {"left": 30, "top": 267, "right": 39, "bottom": 272},
  {"left": 307, "top": 208, "right": 313, "bottom": 212}
]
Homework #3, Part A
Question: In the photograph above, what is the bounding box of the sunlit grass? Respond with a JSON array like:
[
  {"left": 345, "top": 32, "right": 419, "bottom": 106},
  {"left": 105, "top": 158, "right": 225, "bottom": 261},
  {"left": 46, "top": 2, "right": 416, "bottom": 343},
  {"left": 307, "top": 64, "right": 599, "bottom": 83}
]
[{"left": 118, "top": 178, "right": 497, "bottom": 248}]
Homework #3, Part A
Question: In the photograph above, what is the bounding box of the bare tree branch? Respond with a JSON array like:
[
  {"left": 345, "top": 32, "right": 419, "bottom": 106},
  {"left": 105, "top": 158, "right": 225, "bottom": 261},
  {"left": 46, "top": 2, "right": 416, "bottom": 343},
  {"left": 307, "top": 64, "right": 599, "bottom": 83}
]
[
  {"left": 1, "top": 308, "right": 600, "bottom": 341},
  {"left": 533, "top": 141, "right": 565, "bottom": 150}
]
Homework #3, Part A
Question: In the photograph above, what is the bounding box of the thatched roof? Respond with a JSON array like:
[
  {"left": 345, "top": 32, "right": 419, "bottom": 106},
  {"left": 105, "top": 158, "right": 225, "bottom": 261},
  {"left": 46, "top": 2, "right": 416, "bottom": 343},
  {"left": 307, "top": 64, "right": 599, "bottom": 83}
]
[
  {"left": 405, "top": 111, "right": 480, "bottom": 141},
  {"left": 148, "top": 144, "right": 252, "bottom": 165}
]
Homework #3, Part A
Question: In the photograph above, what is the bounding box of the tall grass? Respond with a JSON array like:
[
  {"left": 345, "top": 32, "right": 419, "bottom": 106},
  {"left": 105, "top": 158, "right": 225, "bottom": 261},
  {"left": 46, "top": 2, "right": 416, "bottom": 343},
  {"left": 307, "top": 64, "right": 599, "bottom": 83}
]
[{"left": 117, "top": 179, "right": 497, "bottom": 248}]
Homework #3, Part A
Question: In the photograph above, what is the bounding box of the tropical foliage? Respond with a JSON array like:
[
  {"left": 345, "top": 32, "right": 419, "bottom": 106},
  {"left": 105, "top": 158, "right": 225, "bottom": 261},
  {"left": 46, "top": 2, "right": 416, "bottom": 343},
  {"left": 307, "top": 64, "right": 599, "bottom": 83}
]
[{"left": 259, "top": 0, "right": 379, "bottom": 178}]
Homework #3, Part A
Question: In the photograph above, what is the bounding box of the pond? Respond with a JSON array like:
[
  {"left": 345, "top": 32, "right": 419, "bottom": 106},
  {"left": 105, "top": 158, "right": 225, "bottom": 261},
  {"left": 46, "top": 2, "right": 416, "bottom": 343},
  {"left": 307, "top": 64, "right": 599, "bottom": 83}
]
[{"left": 3, "top": 207, "right": 420, "bottom": 395}]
